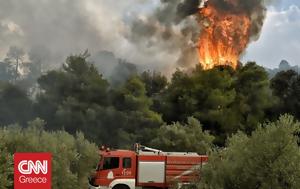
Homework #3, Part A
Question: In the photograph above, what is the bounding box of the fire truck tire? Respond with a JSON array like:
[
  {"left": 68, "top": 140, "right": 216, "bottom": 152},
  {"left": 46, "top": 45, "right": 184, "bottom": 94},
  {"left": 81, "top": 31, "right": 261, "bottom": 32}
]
[{"left": 112, "top": 184, "right": 130, "bottom": 189}]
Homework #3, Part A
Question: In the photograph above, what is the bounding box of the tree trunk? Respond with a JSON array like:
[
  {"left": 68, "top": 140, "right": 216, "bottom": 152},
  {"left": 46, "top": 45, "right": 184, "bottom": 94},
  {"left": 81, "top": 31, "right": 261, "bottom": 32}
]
[{"left": 15, "top": 57, "right": 19, "bottom": 82}]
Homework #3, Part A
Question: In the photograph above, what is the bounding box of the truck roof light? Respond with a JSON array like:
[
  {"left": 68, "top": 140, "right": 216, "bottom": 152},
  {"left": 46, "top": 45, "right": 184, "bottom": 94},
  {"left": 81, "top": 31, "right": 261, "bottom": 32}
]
[{"left": 100, "top": 145, "right": 105, "bottom": 151}]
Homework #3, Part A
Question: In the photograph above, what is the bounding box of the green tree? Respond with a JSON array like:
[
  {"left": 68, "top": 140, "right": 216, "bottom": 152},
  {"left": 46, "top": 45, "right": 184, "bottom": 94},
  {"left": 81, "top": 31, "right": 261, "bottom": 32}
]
[
  {"left": 38, "top": 52, "right": 109, "bottom": 106},
  {"left": 0, "top": 147, "right": 13, "bottom": 189},
  {"left": 233, "top": 62, "right": 275, "bottom": 133},
  {"left": 111, "top": 76, "right": 163, "bottom": 147},
  {"left": 160, "top": 66, "right": 236, "bottom": 144},
  {"left": 160, "top": 69, "right": 196, "bottom": 122},
  {"left": 199, "top": 115, "right": 300, "bottom": 189},
  {"left": 0, "top": 118, "right": 99, "bottom": 189},
  {"left": 113, "top": 76, "right": 152, "bottom": 111},
  {"left": 35, "top": 52, "right": 109, "bottom": 138},
  {"left": 191, "top": 66, "right": 236, "bottom": 144},
  {"left": 140, "top": 71, "right": 168, "bottom": 96},
  {"left": 150, "top": 117, "right": 214, "bottom": 154},
  {"left": 160, "top": 63, "right": 274, "bottom": 145},
  {"left": 0, "top": 82, "right": 33, "bottom": 126},
  {"left": 270, "top": 70, "right": 300, "bottom": 119},
  {"left": 35, "top": 53, "right": 161, "bottom": 147}
]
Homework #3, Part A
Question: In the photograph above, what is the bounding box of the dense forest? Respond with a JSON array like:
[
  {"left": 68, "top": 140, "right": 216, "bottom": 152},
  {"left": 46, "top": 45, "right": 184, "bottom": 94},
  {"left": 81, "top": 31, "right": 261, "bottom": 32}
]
[{"left": 1, "top": 48, "right": 300, "bottom": 188}]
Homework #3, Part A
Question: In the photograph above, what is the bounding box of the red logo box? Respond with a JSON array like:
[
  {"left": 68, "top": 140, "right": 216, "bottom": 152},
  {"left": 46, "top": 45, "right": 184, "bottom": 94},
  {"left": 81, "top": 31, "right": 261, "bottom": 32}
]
[{"left": 14, "top": 153, "right": 52, "bottom": 189}]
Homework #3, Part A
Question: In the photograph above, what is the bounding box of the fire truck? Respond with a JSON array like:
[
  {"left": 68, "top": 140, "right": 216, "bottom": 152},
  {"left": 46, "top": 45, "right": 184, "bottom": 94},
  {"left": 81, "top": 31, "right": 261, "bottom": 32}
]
[{"left": 88, "top": 144, "right": 208, "bottom": 189}]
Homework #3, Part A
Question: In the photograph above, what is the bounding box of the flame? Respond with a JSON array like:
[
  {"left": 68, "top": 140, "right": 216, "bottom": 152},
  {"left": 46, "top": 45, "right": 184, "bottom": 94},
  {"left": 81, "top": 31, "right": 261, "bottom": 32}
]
[{"left": 198, "top": 1, "right": 251, "bottom": 70}]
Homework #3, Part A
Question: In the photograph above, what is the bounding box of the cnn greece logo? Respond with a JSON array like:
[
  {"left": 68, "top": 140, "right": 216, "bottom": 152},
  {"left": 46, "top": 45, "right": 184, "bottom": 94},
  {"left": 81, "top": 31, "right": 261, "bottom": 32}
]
[
  {"left": 18, "top": 160, "right": 48, "bottom": 174},
  {"left": 14, "top": 153, "right": 52, "bottom": 189}
]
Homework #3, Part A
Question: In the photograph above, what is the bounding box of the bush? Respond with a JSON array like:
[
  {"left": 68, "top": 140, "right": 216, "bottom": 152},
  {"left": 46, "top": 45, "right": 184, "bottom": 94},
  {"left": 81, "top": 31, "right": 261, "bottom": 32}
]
[
  {"left": 151, "top": 117, "right": 214, "bottom": 154},
  {"left": 199, "top": 115, "right": 300, "bottom": 189},
  {"left": 0, "top": 118, "right": 99, "bottom": 189}
]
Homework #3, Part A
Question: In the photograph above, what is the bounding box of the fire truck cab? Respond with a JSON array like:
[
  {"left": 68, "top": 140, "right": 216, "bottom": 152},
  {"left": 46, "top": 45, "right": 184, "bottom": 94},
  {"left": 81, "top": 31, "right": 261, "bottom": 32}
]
[{"left": 88, "top": 144, "right": 208, "bottom": 189}]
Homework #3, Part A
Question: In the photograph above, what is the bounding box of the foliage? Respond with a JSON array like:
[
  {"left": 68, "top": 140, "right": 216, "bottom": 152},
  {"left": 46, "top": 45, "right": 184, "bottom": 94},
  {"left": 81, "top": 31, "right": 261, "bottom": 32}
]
[
  {"left": 39, "top": 52, "right": 109, "bottom": 106},
  {"left": 150, "top": 117, "right": 214, "bottom": 154},
  {"left": 111, "top": 76, "right": 163, "bottom": 147},
  {"left": 34, "top": 54, "right": 162, "bottom": 147},
  {"left": 0, "top": 50, "right": 298, "bottom": 149},
  {"left": 0, "top": 146, "right": 13, "bottom": 189},
  {"left": 140, "top": 71, "right": 168, "bottom": 96},
  {"left": 160, "top": 63, "right": 274, "bottom": 145},
  {"left": 0, "top": 81, "right": 33, "bottom": 125},
  {"left": 35, "top": 53, "right": 109, "bottom": 141},
  {"left": 233, "top": 62, "right": 275, "bottom": 133},
  {"left": 0, "top": 118, "right": 99, "bottom": 189},
  {"left": 199, "top": 115, "right": 300, "bottom": 189},
  {"left": 1, "top": 50, "right": 300, "bottom": 187},
  {"left": 271, "top": 70, "right": 300, "bottom": 119}
]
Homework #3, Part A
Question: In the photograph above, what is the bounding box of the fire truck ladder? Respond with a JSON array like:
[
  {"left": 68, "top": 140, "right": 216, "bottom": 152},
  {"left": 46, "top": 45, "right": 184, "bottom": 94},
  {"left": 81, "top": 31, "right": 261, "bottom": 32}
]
[
  {"left": 135, "top": 144, "right": 162, "bottom": 154},
  {"left": 135, "top": 143, "right": 198, "bottom": 156}
]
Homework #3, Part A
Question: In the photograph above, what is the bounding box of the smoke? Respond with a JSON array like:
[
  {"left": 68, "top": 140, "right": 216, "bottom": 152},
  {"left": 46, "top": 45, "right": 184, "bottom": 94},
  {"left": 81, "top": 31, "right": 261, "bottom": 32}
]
[
  {"left": 0, "top": 0, "right": 202, "bottom": 75},
  {"left": 126, "top": 0, "right": 202, "bottom": 70},
  {"left": 0, "top": 0, "right": 152, "bottom": 69},
  {"left": 0, "top": 0, "right": 279, "bottom": 75},
  {"left": 127, "top": 0, "right": 279, "bottom": 70}
]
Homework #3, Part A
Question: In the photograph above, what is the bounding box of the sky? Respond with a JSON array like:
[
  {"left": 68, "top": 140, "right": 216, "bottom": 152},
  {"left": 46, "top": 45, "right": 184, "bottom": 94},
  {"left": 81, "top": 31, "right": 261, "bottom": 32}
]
[
  {"left": 0, "top": 0, "right": 299, "bottom": 71},
  {"left": 243, "top": 0, "right": 300, "bottom": 68}
]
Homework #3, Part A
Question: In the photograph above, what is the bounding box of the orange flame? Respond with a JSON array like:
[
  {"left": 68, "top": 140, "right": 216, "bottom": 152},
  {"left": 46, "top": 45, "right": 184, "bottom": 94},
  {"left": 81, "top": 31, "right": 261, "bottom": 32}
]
[{"left": 198, "top": 1, "right": 251, "bottom": 70}]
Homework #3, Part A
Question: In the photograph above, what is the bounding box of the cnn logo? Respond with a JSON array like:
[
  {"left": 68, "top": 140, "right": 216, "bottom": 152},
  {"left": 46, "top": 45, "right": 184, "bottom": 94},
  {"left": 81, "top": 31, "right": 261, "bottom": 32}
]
[
  {"left": 14, "top": 153, "right": 51, "bottom": 189},
  {"left": 18, "top": 160, "right": 48, "bottom": 174}
]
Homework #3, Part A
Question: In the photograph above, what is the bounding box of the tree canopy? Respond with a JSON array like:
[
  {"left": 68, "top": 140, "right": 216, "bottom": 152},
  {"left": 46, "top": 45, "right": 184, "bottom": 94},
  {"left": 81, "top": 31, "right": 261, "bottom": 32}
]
[
  {"left": 271, "top": 70, "right": 300, "bottom": 119},
  {"left": 0, "top": 82, "right": 33, "bottom": 125},
  {"left": 1, "top": 51, "right": 300, "bottom": 188},
  {"left": 150, "top": 117, "right": 214, "bottom": 154},
  {"left": 159, "top": 63, "right": 274, "bottom": 144},
  {"left": 0, "top": 118, "right": 98, "bottom": 189},
  {"left": 199, "top": 115, "right": 300, "bottom": 189}
]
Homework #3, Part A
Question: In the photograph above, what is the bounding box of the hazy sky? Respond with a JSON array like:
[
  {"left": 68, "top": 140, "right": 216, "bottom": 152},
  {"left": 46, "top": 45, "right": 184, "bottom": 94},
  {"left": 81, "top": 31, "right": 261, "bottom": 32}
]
[
  {"left": 243, "top": 0, "right": 300, "bottom": 68},
  {"left": 0, "top": 0, "right": 299, "bottom": 70}
]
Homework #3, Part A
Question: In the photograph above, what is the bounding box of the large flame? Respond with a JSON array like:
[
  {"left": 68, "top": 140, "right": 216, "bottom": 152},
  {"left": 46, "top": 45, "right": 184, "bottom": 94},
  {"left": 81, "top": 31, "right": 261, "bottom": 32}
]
[{"left": 198, "top": 1, "right": 251, "bottom": 70}]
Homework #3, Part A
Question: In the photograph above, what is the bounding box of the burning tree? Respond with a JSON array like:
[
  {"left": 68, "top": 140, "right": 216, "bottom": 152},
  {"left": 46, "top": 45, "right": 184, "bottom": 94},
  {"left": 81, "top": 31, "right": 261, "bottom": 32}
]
[
  {"left": 197, "top": 0, "right": 267, "bottom": 70},
  {"left": 198, "top": 2, "right": 249, "bottom": 69}
]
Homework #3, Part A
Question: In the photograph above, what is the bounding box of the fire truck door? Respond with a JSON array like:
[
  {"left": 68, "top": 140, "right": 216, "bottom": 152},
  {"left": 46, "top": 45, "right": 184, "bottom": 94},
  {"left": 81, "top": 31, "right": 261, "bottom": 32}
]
[
  {"left": 120, "top": 157, "right": 134, "bottom": 178},
  {"left": 100, "top": 157, "right": 123, "bottom": 184}
]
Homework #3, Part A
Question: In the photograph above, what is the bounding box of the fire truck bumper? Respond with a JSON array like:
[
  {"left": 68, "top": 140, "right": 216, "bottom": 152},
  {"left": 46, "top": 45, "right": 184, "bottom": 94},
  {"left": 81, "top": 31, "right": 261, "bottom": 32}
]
[
  {"left": 88, "top": 183, "right": 100, "bottom": 189},
  {"left": 88, "top": 184, "right": 108, "bottom": 189}
]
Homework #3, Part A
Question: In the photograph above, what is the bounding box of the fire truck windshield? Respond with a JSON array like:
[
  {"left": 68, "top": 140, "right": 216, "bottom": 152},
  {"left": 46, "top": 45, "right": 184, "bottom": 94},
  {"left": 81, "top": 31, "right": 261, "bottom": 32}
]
[{"left": 102, "top": 157, "right": 119, "bottom": 170}]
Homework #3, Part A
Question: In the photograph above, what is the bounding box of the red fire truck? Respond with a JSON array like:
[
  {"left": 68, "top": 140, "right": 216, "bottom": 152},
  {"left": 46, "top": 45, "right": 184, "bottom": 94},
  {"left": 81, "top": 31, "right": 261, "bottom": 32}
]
[{"left": 88, "top": 144, "right": 208, "bottom": 189}]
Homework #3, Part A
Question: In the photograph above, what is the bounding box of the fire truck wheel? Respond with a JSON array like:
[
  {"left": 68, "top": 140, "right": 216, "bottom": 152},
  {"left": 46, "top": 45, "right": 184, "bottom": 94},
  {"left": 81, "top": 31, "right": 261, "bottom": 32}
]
[{"left": 112, "top": 184, "right": 130, "bottom": 189}]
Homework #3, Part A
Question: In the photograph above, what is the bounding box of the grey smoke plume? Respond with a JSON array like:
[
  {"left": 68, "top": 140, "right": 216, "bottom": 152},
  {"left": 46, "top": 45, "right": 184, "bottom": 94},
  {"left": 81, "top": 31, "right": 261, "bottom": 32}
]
[
  {"left": 0, "top": 0, "right": 278, "bottom": 75},
  {"left": 0, "top": 0, "right": 201, "bottom": 75},
  {"left": 126, "top": 0, "right": 202, "bottom": 69},
  {"left": 127, "top": 0, "right": 278, "bottom": 70},
  {"left": 0, "top": 0, "right": 152, "bottom": 69}
]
